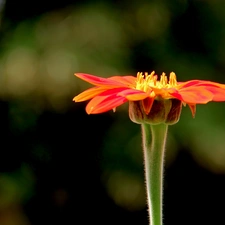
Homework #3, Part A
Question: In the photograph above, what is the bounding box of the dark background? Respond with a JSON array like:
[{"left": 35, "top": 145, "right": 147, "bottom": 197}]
[{"left": 0, "top": 1, "right": 225, "bottom": 224}]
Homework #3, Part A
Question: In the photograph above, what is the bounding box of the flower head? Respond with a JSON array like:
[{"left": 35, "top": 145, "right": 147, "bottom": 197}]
[{"left": 73, "top": 71, "right": 225, "bottom": 119}]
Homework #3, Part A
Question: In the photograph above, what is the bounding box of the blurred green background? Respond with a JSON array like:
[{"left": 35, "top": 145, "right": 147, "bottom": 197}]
[{"left": 0, "top": 0, "right": 225, "bottom": 224}]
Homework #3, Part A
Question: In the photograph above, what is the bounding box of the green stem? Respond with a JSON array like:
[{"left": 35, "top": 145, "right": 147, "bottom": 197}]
[{"left": 141, "top": 123, "right": 168, "bottom": 225}]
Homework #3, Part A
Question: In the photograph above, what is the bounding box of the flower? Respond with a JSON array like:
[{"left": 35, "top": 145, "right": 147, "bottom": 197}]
[{"left": 73, "top": 71, "right": 225, "bottom": 118}]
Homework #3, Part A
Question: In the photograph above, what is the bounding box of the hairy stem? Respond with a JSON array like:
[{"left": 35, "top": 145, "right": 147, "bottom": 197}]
[{"left": 141, "top": 123, "right": 168, "bottom": 225}]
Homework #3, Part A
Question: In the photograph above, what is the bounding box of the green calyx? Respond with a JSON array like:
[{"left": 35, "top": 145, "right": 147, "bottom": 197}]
[{"left": 129, "top": 98, "right": 182, "bottom": 125}]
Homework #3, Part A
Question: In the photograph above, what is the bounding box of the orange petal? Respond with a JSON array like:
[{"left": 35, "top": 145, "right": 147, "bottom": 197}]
[
  {"left": 178, "top": 80, "right": 225, "bottom": 102},
  {"left": 117, "top": 89, "right": 149, "bottom": 100},
  {"left": 179, "top": 79, "right": 225, "bottom": 89},
  {"left": 151, "top": 87, "right": 177, "bottom": 99},
  {"left": 178, "top": 80, "right": 205, "bottom": 88},
  {"left": 75, "top": 73, "right": 132, "bottom": 87},
  {"left": 171, "top": 86, "right": 214, "bottom": 104},
  {"left": 84, "top": 87, "right": 130, "bottom": 114},
  {"left": 195, "top": 81, "right": 225, "bottom": 89},
  {"left": 204, "top": 86, "right": 225, "bottom": 101},
  {"left": 109, "top": 76, "right": 136, "bottom": 86},
  {"left": 86, "top": 95, "right": 127, "bottom": 114},
  {"left": 73, "top": 87, "right": 108, "bottom": 102}
]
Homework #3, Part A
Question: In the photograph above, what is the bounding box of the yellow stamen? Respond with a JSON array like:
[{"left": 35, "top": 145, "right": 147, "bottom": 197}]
[
  {"left": 135, "top": 71, "right": 178, "bottom": 93},
  {"left": 169, "top": 72, "right": 177, "bottom": 86},
  {"left": 160, "top": 72, "right": 168, "bottom": 86},
  {"left": 153, "top": 75, "right": 157, "bottom": 86}
]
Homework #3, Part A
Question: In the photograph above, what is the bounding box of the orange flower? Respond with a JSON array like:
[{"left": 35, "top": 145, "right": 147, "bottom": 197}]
[{"left": 73, "top": 71, "right": 225, "bottom": 117}]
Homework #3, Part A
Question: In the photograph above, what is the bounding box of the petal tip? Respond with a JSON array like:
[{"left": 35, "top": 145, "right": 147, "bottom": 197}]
[
  {"left": 86, "top": 105, "right": 94, "bottom": 114},
  {"left": 73, "top": 96, "right": 78, "bottom": 102},
  {"left": 74, "top": 73, "right": 82, "bottom": 78},
  {"left": 188, "top": 104, "right": 196, "bottom": 118}
]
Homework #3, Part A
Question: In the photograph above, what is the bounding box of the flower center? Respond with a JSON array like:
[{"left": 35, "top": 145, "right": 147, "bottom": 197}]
[{"left": 135, "top": 71, "right": 178, "bottom": 93}]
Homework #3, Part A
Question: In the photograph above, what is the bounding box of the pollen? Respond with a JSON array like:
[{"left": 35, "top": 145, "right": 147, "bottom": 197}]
[{"left": 136, "top": 71, "right": 178, "bottom": 92}]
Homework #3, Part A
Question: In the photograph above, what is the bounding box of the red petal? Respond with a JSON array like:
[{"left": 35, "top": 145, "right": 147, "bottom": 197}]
[
  {"left": 188, "top": 104, "right": 196, "bottom": 118},
  {"left": 86, "top": 94, "right": 127, "bottom": 114},
  {"left": 75, "top": 73, "right": 134, "bottom": 87},
  {"left": 109, "top": 76, "right": 136, "bottom": 86},
  {"left": 171, "top": 86, "right": 214, "bottom": 104},
  {"left": 178, "top": 80, "right": 225, "bottom": 102},
  {"left": 203, "top": 85, "right": 225, "bottom": 101},
  {"left": 142, "top": 97, "right": 154, "bottom": 115},
  {"left": 178, "top": 80, "right": 205, "bottom": 88},
  {"left": 180, "top": 79, "right": 225, "bottom": 89},
  {"left": 83, "top": 87, "right": 129, "bottom": 114}
]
